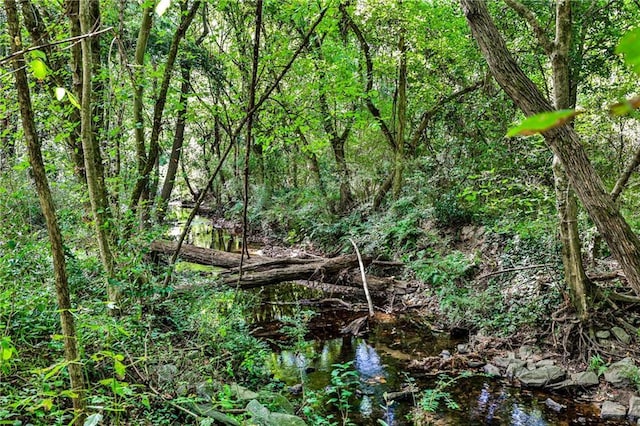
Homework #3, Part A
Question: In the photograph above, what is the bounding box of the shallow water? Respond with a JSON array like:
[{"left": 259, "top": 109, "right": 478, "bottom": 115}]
[{"left": 263, "top": 308, "right": 633, "bottom": 425}]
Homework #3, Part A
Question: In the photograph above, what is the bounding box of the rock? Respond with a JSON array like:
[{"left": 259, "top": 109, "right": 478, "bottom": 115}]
[
  {"left": 604, "top": 357, "right": 635, "bottom": 387},
  {"left": 506, "top": 360, "right": 527, "bottom": 379},
  {"left": 600, "top": 401, "right": 626, "bottom": 419},
  {"left": 440, "top": 350, "right": 451, "bottom": 360},
  {"left": 229, "top": 383, "right": 259, "bottom": 401},
  {"left": 572, "top": 371, "right": 599, "bottom": 387},
  {"left": 517, "top": 365, "right": 565, "bottom": 387},
  {"left": 493, "top": 357, "right": 517, "bottom": 368},
  {"left": 518, "top": 345, "right": 535, "bottom": 360},
  {"left": 246, "top": 399, "right": 307, "bottom": 426},
  {"left": 595, "top": 330, "right": 611, "bottom": 339},
  {"left": 628, "top": 396, "right": 640, "bottom": 418},
  {"left": 288, "top": 383, "right": 303, "bottom": 395},
  {"left": 535, "top": 360, "right": 555, "bottom": 368},
  {"left": 545, "top": 397, "right": 566, "bottom": 412},
  {"left": 195, "top": 403, "right": 241, "bottom": 426},
  {"left": 457, "top": 343, "right": 469, "bottom": 354},
  {"left": 156, "top": 364, "right": 179, "bottom": 388},
  {"left": 611, "top": 326, "right": 631, "bottom": 344},
  {"left": 258, "top": 391, "right": 295, "bottom": 414},
  {"left": 483, "top": 363, "right": 501, "bottom": 376},
  {"left": 468, "top": 360, "right": 484, "bottom": 368}
]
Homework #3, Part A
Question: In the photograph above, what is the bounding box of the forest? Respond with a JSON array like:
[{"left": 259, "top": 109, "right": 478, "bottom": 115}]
[{"left": 2, "top": 0, "right": 640, "bottom": 424}]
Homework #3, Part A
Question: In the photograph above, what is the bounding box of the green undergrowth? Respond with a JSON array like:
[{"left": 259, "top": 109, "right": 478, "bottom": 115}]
[
  {"left": 0, "top": 219, "right": 275, "bottom": 424},
  {"left": 244, "top": 177, "right": 564, "bottom": 337}
]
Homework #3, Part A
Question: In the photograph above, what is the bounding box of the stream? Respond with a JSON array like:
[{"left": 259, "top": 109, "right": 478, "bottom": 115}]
[{"left": 168, "top": 210, "right": 633, "bottom": 425}]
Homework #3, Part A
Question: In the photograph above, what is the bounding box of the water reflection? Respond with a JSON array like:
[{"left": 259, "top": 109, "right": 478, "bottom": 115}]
[{"left": 267, "top": 333, "right": 619, "bottom": 426}]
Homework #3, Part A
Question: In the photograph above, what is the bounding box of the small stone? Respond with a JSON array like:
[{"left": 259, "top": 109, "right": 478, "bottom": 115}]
[
  {"left": 457, "top": 343, "right": 469, "bottom": 354},
  {"left": 611, "top": 326, "right": 631, "bottom": 344},
  {"left": 595, "top": 330, "right": 611, "bottom": 339},
  {"left": 506, "top": 360, "right": 527, "bottom": 379},
  {"left": 493, "top": 357, "right": 515, "bottom": 368},
  {"left": 519, "top": 345, "right": 535, "bottom": 360},
  {"left": 483, "top": 363, "right": 501, "bottom": 376},
  {"left": 440, "top": 350, "right": 451, "bottom": 360},
  {"left": 571, "top": 371, "right": 599, "bottom": 387},
  {"left": 628, "top": 396, "right": 640, "bottom": 418},
  {"left": 545, "top": 397, "right": 566, "bottom": 412},
  {"left": 535, "top": 359, "right": 555, "bottom": 367},
  {"left": 600, "top": 401, "right": 626, "bottom": 419},
  {"left": 467, "top": 360, "right": 484, "bottom": 368}
]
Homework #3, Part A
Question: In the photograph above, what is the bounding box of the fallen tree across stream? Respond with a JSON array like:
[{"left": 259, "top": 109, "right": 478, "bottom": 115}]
[{"left": 149, "top": 239, "right": 411, "bottom": 295}]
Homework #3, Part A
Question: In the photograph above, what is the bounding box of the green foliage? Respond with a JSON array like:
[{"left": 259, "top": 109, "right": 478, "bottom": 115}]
[
  {"left": 588, "top": 355, "right": 607, "bottom": 377},
  {"left": 616, "top": 27, "right": 640, "bottom": 75},
  {"left": 433, "top": 191, "right": 474, "bottom": 227},
  {"left": 302, "top": 361, "right": 359, "bottom": 426},
  {"left": 409, "top": 251, "right": 473, "bottom": 287},
  {"left": 417, "top": 372, "right": 471, "bottom": 414}
]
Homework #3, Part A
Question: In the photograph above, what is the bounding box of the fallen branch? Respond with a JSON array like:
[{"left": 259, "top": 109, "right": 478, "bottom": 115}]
[{"left": 350, "top": 238, "right": 374, "bottom": 317}]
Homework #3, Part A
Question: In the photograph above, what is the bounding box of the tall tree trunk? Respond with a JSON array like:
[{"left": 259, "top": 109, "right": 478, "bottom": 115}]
[
  {"left": 393, "top": 31, "right": 407, "bottom": 199},
  {"left": 133, "top": 6, "right": 154, "bottom": 183},
  {"left": 79, "top": 0, "right": 119, "bottom": 308},
  {"left": 158, "top": 63, "right": 192, "bottom": 223},
  {"left": 460, "top": 0, "right": 640, "bottom": 296},
  {"left": 129, "top": 1, "right": 201, "bottom": 220},
  {"left": 550, "top": 0, "right": 593, "bottom": 319},
  {"left": 5, "top": 0, "right": 86, "bottom": 419}
]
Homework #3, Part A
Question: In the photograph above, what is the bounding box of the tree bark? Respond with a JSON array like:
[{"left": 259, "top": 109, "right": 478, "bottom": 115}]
[
  {"left": 157, "top": 63, "right": 192, "bottom": 223},
  {"left": 550, "top": 0, "right": 593, "bottom": 319},
  {"left": 460, "top": 0, "right": 640, "bottom": 296},
  {"left": 79, "top": 0, "right": 119, "bottom": 308},
  {"left": 5, "top": 0, "right": 86, "bottom": 419}
]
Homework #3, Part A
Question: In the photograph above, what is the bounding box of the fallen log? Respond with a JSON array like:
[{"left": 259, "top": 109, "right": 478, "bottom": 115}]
[
  {"left": 150, "top": 240, "right": 316, "bottom": 269},
  {"left": 222, "top": 254, "right": 367, "bottom": 288},
  {"left": 150, "top": 240, "right": 408, "bottom": 294}
]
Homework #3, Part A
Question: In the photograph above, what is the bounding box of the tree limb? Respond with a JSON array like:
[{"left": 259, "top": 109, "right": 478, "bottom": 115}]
[{"left": 503, "top": 0, "right": 553, "bottom": 55}]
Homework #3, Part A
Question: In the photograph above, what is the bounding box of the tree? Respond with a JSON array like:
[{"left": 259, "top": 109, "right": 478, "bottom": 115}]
[
  {"left": 460, "top": 0, "right": 640, "bottom": 296},
  {"left": 79, "top": 0, "right": 120, "bottom": 309},
  {"left": 4, "top": 0, "right": 86, "bottom": 419}
]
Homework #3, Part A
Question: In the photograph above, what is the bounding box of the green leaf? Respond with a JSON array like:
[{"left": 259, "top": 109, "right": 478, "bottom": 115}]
[
  {"left": 114, "top": 359, "right": 126, "bottom": 378},
  {"left": 67, "top": 92, "right": 81, "bottom": 109},
  {"left": 83, "top": 413, "right": 103, "bottom": 426},
  {"left": 609, "top": 96, "right": 640, "bottom": 116},
  {"left": 30, "top": 50, "right": 46, "bottom": 60},
  {"left": 616, "top": 27, "right": 640, "bottom": 75},
  {"left": 506, "top": 109, "right": 580, "bottom": 137},
  {"left": 29, "top": 59, "right": 49, "bottom": 80},
  {"left": 55, "top": 87, "right": 66, "bottom": 101}
]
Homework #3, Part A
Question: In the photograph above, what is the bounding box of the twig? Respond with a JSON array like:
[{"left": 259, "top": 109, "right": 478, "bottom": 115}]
[
  {"left": 0, "top": 27, "right": 113, "bottom": 65},
  {"left": 349, "top": 238, "right": 374, "bottom": 317},
  {"left": 477, "top": 263, "right": 553, "bottom": 280}
]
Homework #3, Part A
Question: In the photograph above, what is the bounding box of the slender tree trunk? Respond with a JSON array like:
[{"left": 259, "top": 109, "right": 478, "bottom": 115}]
[
  {"left": 79, "top": 0, "right": 119, "bottom": 308},
  {"left": 550, "top": 0, "right": 592, "bottom": 319},
  {"left": 460, "top": 0, "right": 640, "bottom": 296},
  {"left": 393, "top": 31, "right": 407, "bottom": 199},
  {"left": 5, "top": 0, "right": 86, "bottom": 419},
  {"left": 241, "top": 0, "right": 263, "bottom": 264},
  {"left": 158, "top": 63, "right": 192, "bottom": 223},
  {"left": 129, "top": 1, "right": 201, "bottom": 219}
]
